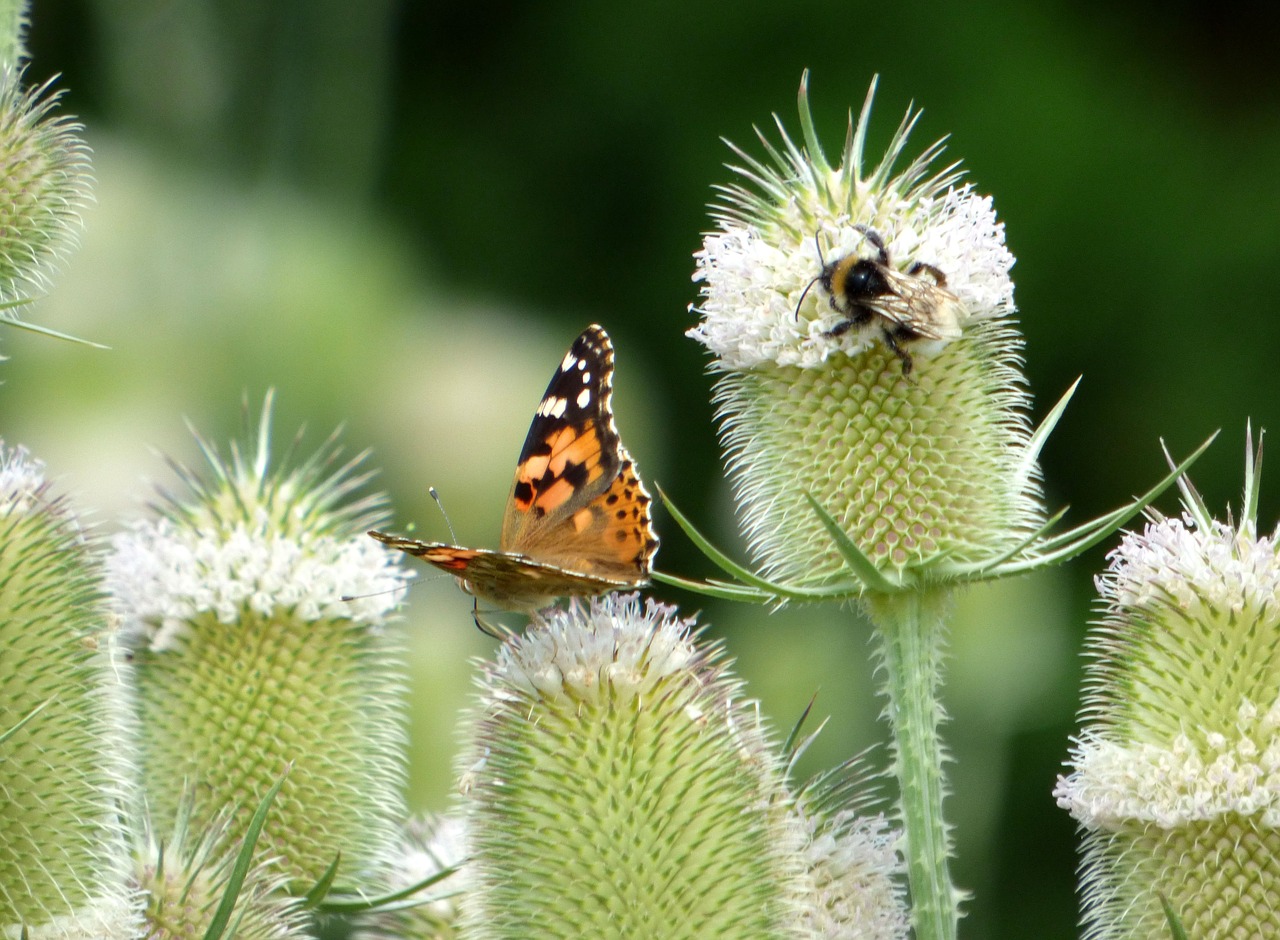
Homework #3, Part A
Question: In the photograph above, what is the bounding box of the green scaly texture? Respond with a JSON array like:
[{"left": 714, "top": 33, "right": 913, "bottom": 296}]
[
  {"left": 714, "top": 317, "right": 1036, "bottom": 585},
  {"left": 0, "top": 487, "right": 130, "bottom": 928},
  {"left": 132, "top": 608, "right": 405, "bottom": 889},
  {"left": 461, "top": 632, "right": 804, "bottom": 939}
]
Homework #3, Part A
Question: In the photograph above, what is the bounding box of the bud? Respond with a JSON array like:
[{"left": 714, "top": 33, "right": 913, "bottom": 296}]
[{"left": 0, "top": 67, "right": 91, "bottom": 302}]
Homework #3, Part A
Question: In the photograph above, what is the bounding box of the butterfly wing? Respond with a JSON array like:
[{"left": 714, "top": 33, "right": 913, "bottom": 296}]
[
  {"left": 368, "top": 325, "right": 658, "bottom": 614},
  {"left": 365, "top": 533, "right": 629, "bottom": 611},
  {"left": 499, "top": 324, "right": 658, "bottom": 584}
]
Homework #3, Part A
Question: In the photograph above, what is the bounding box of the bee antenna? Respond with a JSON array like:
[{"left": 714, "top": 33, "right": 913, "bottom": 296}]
[
  {"left": 793, "top": 276, "right": 820, "bottom": 321},
  {"left": 429, "top": 486, "right": 460, "bottom": 544},
  {"left": 793, "top": 233, "right": 826, "bottom": 322},
  {"left": 813, "top": 232, "right": 827, "bottom": 267}
]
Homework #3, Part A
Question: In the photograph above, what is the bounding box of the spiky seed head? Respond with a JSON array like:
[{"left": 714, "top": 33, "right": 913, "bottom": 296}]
[
  {"left": 690, "top": 75, "right": 1040, "bottom": 586},
  {"left": 1056, "top": 435, "right": 1280, "bottom": 937},
  {"left": 132, "top": 804, "right": 309, "bottom": 940},
  {"left": 0, "top": 444, "right": 139, "bottom": 938},
  {"left": 0, "top": 67, "right": 92, "bottom": 301},
  {"left": 105, "top": 396, "right": 413, "bottom": 889},
  {"left": 796, "top": 807, "right": 909, "bottom": 939},
  {"left": 357, "top": 814, "right": 464, "bottom": 940},
  {"left": 456, "top": 594, "right": 813, "bottom": 938}
]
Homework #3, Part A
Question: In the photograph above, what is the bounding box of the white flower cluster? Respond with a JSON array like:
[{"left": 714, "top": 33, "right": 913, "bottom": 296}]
[
  {"left": 0, "top": 442, "right": 49, "bottom": 515},
  {"left": 1100, "top": 512, "right": 1280, "bottom": 619},
  {"left": 689, "top": 183, "right": 1014, "bottom": 371},
  {"left": 493, "top": 593, "right": 699, "bottom": 703},
  {"left": 1057, "top": 697, "right": 1280, "bottom": 829},
  {"left": 799, "top": 808, "right": 909, "bottom": 939},
  {"left": 106, "top": 511, "right": 411, "bottom": 651}
]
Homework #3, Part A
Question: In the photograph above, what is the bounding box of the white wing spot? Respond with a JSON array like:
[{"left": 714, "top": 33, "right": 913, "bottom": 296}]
[
  {"left": 538, "top": 396, "right": 568, "bottom": 418},
  {"left": 580, "top": 370, "right": 591, "bottom": 384},
  {"left": 576, "top": 387, "right": 591, "bottom": 409},
  {"left": 561, "top": 351, "right": 579, "bottom": 372}
]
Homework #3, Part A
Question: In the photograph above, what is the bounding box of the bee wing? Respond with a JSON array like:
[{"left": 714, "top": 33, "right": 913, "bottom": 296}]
[{"left": 866, "top": 272, "right": 965, "bottom": 341}]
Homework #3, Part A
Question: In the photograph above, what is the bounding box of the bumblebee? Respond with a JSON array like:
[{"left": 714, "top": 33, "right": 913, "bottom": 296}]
[{"left": 798, "top": 226, "right": 965, "bottom": 375}]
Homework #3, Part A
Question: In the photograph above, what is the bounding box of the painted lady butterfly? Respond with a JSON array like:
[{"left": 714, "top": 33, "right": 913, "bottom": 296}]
[{"left": 369, "top": 324, "right": 659, "bottom": 618}]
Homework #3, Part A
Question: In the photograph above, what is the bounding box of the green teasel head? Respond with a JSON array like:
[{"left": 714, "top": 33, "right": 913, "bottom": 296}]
[
  {"left": 1056, "top": 430, "right": 1280, "bottom": 937},
  {"left": 689, "top": 74, "right": 1040, "bottom": 587},
  {"left": 132, "top": 800, "right": 310, "bottom": 940},
  {"left": 454, "top": 593, "right": 908, "bottom": 938},
  {"left": 0, "top": 67, "right": 91, "bottom": 302},
  {"left": 0, "top": 444, "right": 139, "bottom": 939},
  {"left": 105, "top": 394, "right": 414, "bottom": 890}
]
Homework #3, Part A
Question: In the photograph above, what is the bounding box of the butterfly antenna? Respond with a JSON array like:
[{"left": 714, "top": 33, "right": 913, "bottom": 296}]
[
  {"left": 793, "top": 233, "right": 827, "bottom": 321},
  {"left": 429, "top": 486, "right": 461, "bottom": 544},
  {"left": 340, "top": 583, "right": 412, "bottom": 603}
]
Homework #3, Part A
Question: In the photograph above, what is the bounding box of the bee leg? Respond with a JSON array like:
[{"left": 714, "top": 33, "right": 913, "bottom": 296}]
[
  {"left": 823, "top": 303, "right": 874, "bottom": 339},
  {"left": 907, "top": 261, "right": 947, "bottom": 286},
  {"left": 852, "top": 225, "right": 890, "bottom": 265},
  {"left": 882, "top": 330, "right": 915, "bottom": 376}
]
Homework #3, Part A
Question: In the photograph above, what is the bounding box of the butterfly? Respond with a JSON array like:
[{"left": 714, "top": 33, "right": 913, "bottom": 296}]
[{"left": 369, "top": 325, "right": 659, "bottom": 627}]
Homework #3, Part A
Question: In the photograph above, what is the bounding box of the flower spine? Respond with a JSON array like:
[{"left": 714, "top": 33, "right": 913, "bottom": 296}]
[
  {"left": 105, "top": 396, "right": 413, "bottom": 889},
  {"left": 1056, "top": 431, "right": 1280, "bottom": 938},
  {"left": 0, "top": 444, "right": 139, "bottom": 939}
]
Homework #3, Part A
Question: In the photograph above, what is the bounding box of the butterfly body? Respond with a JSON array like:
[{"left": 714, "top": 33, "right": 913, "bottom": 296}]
[{"left": 370, "top": 325, "right": 658, "bottom": 613}]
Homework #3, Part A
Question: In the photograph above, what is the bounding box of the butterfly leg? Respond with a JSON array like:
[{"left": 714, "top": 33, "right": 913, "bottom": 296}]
[{"left": 472, "top": 598, "right": 504, "bottom": 639}]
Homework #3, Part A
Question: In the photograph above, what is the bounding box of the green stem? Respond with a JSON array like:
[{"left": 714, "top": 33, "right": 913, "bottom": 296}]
[
  {"left": 868, "top": 589, "right": 957, "bottom": 940},
  {"left": 0, "top": 0, "right": 27, "bottom": 72}
]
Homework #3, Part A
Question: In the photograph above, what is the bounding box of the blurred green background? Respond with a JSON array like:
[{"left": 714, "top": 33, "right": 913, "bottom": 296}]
[{"left": 10, "top": 2, "right": 1280, "bottom": 936}]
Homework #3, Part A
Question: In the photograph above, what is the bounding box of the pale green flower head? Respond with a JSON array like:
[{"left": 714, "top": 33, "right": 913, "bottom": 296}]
[
  {"left": 0, "top": 67, "right": 91, "bottom": 301},
  {"left": 688, "top": 74, "right": 1040, "bottom": 588},
  {"left": 1056, "top": 430, "right": 1280, "bottom": 937},
  {"left": 106, "top": 395, "right": 412, "bottom": 889},
  {"left": 358, "top": 814, "right": 463, "bottom": 940},
  {"left": 455, "top": 593, "right": 909, "bottom": 938},
  {"left": 457, "top": 594, "right": 810, "bottom": 938},
  {"left": 132, "top": 803, "right": 309, "bottom": 940},
  {"left": 0, "top": 443, "right": 139, "bottom": 939}
]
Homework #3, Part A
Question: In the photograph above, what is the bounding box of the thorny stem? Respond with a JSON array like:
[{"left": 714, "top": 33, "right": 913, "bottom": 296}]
[{"left": 868, "top": 589, "right": 958, "bottom": 940}]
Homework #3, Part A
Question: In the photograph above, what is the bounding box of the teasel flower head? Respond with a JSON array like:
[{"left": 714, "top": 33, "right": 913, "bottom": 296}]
[
  {"left": 132, "top": 801, "right": 309, "bottom": 940},
  {"left": 0, "top": 65, "right": 92, "bottom": 304},
  {"left": 687, "top": 73, "right": 1041, "bottom": 591},
  {"left": 793, "top": 784, "right": 909, "bottom": 939},
  {"left": 0, "top": 444, "right": 140, "bottom": 939},
  {"left": 1055, "top": 428, "right": 1280, "bottom": 938},
  {"left": 357, "top": 814, "right": 464, "bottom": 940},
  {"left": 105, "top": 393, "right": 413, "bottom": 890},
  {"left": 454, "top": 593, "right": 813, "bottom": 937}
]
